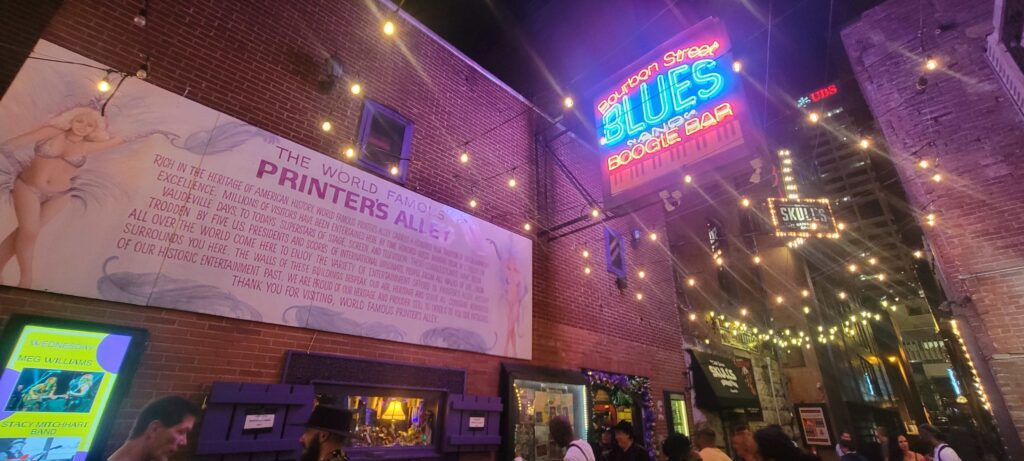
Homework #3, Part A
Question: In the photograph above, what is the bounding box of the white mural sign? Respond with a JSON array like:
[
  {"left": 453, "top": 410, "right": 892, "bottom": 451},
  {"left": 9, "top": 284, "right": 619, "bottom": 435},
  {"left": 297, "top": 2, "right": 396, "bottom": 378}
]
[{"left": 0, "top": 41, "right": 532, "bottom": 359}]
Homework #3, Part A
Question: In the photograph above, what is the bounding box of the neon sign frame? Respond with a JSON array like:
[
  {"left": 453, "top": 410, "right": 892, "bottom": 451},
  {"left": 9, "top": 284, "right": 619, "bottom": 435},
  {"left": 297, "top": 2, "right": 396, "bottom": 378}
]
[{"left": 592, "top": 17, "right": 754, "bottom": 207}]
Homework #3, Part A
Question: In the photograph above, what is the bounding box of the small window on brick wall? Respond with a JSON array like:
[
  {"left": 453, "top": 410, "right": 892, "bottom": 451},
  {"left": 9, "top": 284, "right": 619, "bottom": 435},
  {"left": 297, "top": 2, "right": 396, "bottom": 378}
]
[{"left": 356, "top": 100, "right": 414, "bottom": 183}]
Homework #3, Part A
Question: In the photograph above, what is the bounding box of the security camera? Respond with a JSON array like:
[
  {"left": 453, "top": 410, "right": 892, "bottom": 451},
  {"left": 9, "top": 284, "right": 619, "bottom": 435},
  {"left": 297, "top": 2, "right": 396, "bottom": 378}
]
[{"left": 319, "top": 55, "right": 343, "bottom": 94}]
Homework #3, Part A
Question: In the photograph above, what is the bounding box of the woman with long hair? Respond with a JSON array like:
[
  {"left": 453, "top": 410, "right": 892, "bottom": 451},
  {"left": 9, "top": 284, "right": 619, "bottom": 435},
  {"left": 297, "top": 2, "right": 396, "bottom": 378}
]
[
  {"left": 896, "top": 434, "right": 925, "bottom": 461},
  {"left": 0, "top": 107, "right": 124, "bottom": 287}
]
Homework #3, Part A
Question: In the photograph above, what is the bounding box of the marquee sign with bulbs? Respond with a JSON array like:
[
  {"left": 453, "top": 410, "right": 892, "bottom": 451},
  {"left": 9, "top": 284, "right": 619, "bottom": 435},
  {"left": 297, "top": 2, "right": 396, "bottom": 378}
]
[
  {"left": 592, "top": 17, "right": 759, "bottom": 207},
  {"left": 766, "top": 197, "right": 840, "bottom": 239}
]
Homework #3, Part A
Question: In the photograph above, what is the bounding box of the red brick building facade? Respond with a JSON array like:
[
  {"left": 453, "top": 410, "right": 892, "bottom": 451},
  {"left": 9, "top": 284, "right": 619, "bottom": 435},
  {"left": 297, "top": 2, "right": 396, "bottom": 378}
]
[
  {"left": 0, "top": 0, "right": 689, "bottom": 458},
  {"left": 843, "top": 0, "right": 1024, "bottom": 454}
]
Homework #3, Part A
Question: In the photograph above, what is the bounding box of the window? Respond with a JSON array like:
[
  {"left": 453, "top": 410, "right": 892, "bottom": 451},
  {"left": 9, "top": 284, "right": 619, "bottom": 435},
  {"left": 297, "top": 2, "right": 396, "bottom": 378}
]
[
  {"left": 356, "top": 100, "right": 414, "bottom": 183},
  {"left": 317, "top": 384, "right": 441, "bottom": 451}
]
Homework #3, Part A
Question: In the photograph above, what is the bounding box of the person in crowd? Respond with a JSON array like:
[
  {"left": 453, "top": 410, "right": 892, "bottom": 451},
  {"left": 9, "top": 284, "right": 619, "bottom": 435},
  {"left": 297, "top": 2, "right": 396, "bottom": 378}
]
[
  {"left": 609, "top": 421, "right": 647, "bottom": 461},
  {"left": 298, "top": 405, "right": 354, "bottom": 461},
  {"left": 108, "top": 395, "right": 201, "bottom": 461},
  {"left": 3, "top": 438, "right": 27, "bottom": 461},
  {"left": 692, "top": 428, "right": 731, "bottom": 461},
  {"left": 729, "top": 425, "right": 759, "bottom": 461},
  {"left": 918, "top": 424, "right": 962, "bottom": 461},
  {"left": 594, "top": 427, "right": 615, "bottom": 461},
  {"left": 550, "top": 415, "right": 596, "bottom": 461},
  {"left": 839, "top": 437, "right": 869, "bottom": 461},
  {"left": 836, "top": 431, "right": 854, "bottom": 458},
  {"left": 864, "top": 425, "right": 902, "bottom": 461},
  {"left": 663, "top": 433, "right": 702, "bottom": 461},
  {"left": 754, "top": 425, "right": 821, "bottom": 461},
  {"left": 897, "top": 434, "right": 926, "bottom": 461}
]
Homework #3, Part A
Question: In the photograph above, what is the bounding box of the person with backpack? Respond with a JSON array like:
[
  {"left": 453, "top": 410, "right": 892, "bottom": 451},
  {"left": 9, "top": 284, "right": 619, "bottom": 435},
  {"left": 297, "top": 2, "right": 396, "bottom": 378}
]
[
  {"left": 551, "top": 415, "right": 597, "bottom": 461},
  {"left": 918, "top": 425, "right": 962, "bottom": 461}
]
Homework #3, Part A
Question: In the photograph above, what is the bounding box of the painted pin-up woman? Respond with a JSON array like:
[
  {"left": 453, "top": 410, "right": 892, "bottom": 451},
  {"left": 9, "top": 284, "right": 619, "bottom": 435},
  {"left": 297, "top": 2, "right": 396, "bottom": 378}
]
[{"left": 0, "top": 107, "right": 124, "bottom": 287}]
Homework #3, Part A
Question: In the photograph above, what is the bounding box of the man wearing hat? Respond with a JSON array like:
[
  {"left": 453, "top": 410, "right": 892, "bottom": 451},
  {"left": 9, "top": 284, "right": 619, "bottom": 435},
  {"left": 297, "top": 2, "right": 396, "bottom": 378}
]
[
  {"left": 300, "top": 405, "right": 354, "bottom": 461},
  {"left": 610, "top": 421, "right": 648, "bottom": 461}
]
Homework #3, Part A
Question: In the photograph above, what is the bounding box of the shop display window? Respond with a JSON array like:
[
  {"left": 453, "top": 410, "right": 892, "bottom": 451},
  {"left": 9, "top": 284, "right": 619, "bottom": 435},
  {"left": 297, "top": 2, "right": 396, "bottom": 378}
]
[
  {"left": 511, "top": 379, "right": 588, "bottom": 461},
  {"left": 317, "top": 384, "right": 441, "bottom": 451}
]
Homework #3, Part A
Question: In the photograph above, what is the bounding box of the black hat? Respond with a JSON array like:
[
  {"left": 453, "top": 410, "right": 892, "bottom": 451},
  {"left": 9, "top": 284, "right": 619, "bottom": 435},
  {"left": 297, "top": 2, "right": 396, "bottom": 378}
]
[
  {"left": 612, "top": 420, "right": 635, "bottom": 437},
  {"left": 306, "top": 405, "right": 354, "bottom": 436}
]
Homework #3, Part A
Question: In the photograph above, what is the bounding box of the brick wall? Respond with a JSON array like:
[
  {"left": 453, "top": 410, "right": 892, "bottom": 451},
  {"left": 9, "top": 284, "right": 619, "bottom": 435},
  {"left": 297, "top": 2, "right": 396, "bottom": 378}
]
[
  {"left": 842, "top": 0, "right": 1024, "bottom": 447},
  {"left": 0, "top": 0, "right": 688, "bottom": 458}
]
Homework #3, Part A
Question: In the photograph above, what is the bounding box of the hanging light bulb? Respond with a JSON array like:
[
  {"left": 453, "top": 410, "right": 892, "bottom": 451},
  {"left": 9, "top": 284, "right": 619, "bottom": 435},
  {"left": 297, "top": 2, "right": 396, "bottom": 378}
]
[
  {"left": 133, "top": 7, "right": 148, "bottom": 27},
  {"left": 469, "top": 199, "right": 478, "bottom": 209},
  {"left": 636, "top": 293, "right": 644, "bottom": 301},
  {"left": 775, "top": 296, "right": 784, "bottom": 304},
  {"left": 350, "top": 83, "right": 362, "bottom": 95},
  {"left": 582, "top": 250, "right": 590, "bottom": 258},
  {"left": 649, "top": 232, "right": 658, "bottom": 241},
  {"left": 877, "top": 273, "right": 886, "bottom": 281},
  {"left": 740, "top": 307, "right": 748, "bottom": 317},
  {"left": 808, "top": 112, "right": 821, "bottom": 123},
  {"left": 508, "top": 178, "right": 517, "bottom": 188},
  {"left": 931, "top": 173, "right": 942, "bottom": 183},
  {"left": 925, "top": 55, "right": 938, "bottom": 71},
  {"left": 838, "top": 291, "right": 848, "bottom": 300},
  {"left": 859, "top": 138, "right": 871, "bottom": 149},
  {"left": 715, "top": 257, "right": 724, "bottom": 266},
  {"left": 591, "top": 208, "right": 601, "bottom": 218},
  {"left": 321, "top": 120, "right": 333, "bottom": 132},
  {"left": 683, "top": 174, "right": 693, "bottom": 184},
  {"left": 913, "top": 250, "right": 923, "bottom": 259},
  {"left": 687, "top": 277, "right": 696, "bottom": 287},
  {"left": 97, "top": 75, "right": 112, "bottom": 93},
  {"left": 752, "top": 255, "right": 761, "bottom": 264},
  {"left": 689, "top": 313, "right": 697, "bottom": 322},
  {"left": 584, "top": 267, "right": 592, "bottom": 275},
  {"left": 741, "top": 197, "right": 751, "bottom": 207},
  {"left": 732, "top": 60, "right": 743, "bottom": 72},
  {"left": 848, "top": 264, "right": 859, "bottom": 273},
  {"left": 868, "top": 257, "right": 877, "bottom": 265},
  {"left": 801, "top": 289, "right": 810, "bottom": 298},
  {"left": 343, "top": 147, "right": 355, "bottom": 159},
  {"left": 523, "top": 223, "right": 532, "bottom": 231},
  {"left": 383, "top": 20, "right": 396, "bottom": 35},
  {"left": 803, "top": 306, "right": 811, "bottom": 314},
  {"left": 135, "top": 61, "right": 149, "bottom": 79},
  {"left": 389, "top": 165, "right": 400, "bottom": 176},
  {"left": 563, "top": 96, "right": 574, "bottom": 108},
  {"left": 459, "top": 152, "right": 470, "bottom": 164},
  {"left": 638, "top": 270, "right": 646, "bottom": 279}
]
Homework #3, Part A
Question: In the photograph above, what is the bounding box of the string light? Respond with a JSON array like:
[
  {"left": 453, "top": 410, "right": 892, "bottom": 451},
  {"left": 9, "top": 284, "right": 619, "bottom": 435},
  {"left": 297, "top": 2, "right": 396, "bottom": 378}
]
[
  {"left": 638, "top": 270, "right": 646, "bottom": 279},
  {"left": 591, "top": 208, "right": 601, "bottom": 218},
  {"left": 752, "top": 255, "right": 761, "bottom": 264},
  {"left": 459, "top": 152, "right": 470, "bottom": 164},
  {"left": 925, "top": 55, "right": 938, "bottom": 71},
  {"left": 133, "top": 5, "right": 148, "bottom": 27},
  {"left": 913, "top": 250, "right": 923, "bottom": 258},
  {"left": 917, "top": 159, "right": 931, "bottom": 169},
  {"left": 97, "top": 77, "right": 112, "bottom": 93},
  {"left": 801, "top": 289, "right": 810, "bottom": 298},
  {"left": 838, "top": 291, "right": 848, "bottom": 300},
  {"left": 741, "top": 197, "right": 751, "bottom": 207},
  {"left": 715, "top": 257, "right": 724, "bottom": 266},
  {"left": 859, "top": 138, "right": 871, "bottom": 149},
  {"left": 740, "top": 307, "right": 749, "bottom": 316},
  {"left": 931, "top": 173, "right": 942, "bottom": 183},
  {"left": 383, "top": 20, "right": 396, "bottom": 35},
  {"left": 321, "top": 120, "right": 332, "bottom": 132},
  {"left": 683, "top": 174, "right": 693, "bottom": 184},
  {"left": 868, "top": 257, "right": 877, "bottom": 265},
  {"left": 636, "top": 293, "right": 644, "bottom": 301},
  {"left": 775, "top": 296, "right": 784, "bottom": 304},
  {"left": 649, "top": 232, "right": 658, "bottom": 241},
  {"left": 584, "top": 267, "right": 592, "bottom": 275},
  {"left": 523, "top": 223, "right": 532, "bottom": 231},
  {"left": 732, "top": 60, "right": 743, "bottom": 72},
  {"left": 925, "top": 213, "right": 937, "bottom": 226},
  {"left": 689, "top": 313, "right": 697, "bottom": 321},
  {"left": 350, "top": 83, "right": 362, "bottom": 95},
  {"left": 837, "top": 222, "right": 846, "bottom": 231},
  {"left": 508, "top": 178, "right": 517, "bottom": 188},
  {"left": 343, "top": 147, "right": 355, "bottom": 159},
  {"left": 389, "top": 165, "right": 399, "bottom": 176},
  {"left": 563, "top": 96, "right": 574, "bottom": 108},
  {"left": 687, "top": 277, "right": 697, "bottom": 287},
  {"left": 803, "top": 306, "right": 811, "bottom": 314},
  {"left": 582, "top": 250, "right": 590, "bottom": 258},
  {"left": 848, "top": 264, "right": 859, "bottom": 273},
  {"left": 469, "top": 199, "right": 478, "bottom": 208},
  {"left": 877, "top": 274, "right": 886, "bottom": 281},
  {"left": 808, "top": 112, "right": 821, "bottom": 123}
]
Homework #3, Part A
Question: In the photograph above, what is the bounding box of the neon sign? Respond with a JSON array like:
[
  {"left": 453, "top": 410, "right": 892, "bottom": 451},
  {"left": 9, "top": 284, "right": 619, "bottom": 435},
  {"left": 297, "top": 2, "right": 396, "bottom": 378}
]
[
  {"left": 796, "top": 84, "right": 838, "bottom": 108},
  {"left": 594, "top": 18, "right": 752, "bottom": 206}
]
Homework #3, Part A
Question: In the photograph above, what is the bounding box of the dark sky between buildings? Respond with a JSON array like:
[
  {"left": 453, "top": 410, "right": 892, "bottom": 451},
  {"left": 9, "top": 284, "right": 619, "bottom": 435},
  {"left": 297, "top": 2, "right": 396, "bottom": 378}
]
[{"left": 403, "top": 0, "right": 885, "bottom": 140}]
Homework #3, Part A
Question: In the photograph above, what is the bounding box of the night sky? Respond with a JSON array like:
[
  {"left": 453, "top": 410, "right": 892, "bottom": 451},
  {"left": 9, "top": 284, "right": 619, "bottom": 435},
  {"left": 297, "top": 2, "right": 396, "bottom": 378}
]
[{"left": 403, "top": 0, "right": 885, "bottom": 138}]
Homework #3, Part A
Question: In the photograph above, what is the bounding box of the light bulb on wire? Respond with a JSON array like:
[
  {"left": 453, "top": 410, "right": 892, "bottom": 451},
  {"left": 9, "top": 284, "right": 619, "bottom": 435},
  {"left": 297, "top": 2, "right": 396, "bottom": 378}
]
[
  {"left": 133, "top": 7, "right": 147, "bottom": 27},
  {"left": 97, "top": 77, "right": 112, "bottom": 93},
  {"left": 321, "top": 120, "right": 332, "bottom": 132},
  {"left": 925, "top": 55, "right": 938, "bottom": 71},
  {"left": 732, "top": 60, "right": 743, "bottom": 72},
  {"left": 383, "top": 20, "right": 396, "bottom": 35},
  {"left": 808, "top": 112, "right": 820, "bottom": 123},
  {"left": 469, "top": 199, "right": 478, "bottom": 209},
  {"left": 343, "top": 147, "right": 355, "bottom": 159},
  {"left": 350, "top": 83, "right": 362, "bottom": 95},
  {"left": 563, "top": 96, "right": 574, "bottom": 108},
  {"left": 459, "top": 152, "right": 470, "bottom": 164},
  {"left": 508, "top": 178, "right": 517, "bottom": 188}
]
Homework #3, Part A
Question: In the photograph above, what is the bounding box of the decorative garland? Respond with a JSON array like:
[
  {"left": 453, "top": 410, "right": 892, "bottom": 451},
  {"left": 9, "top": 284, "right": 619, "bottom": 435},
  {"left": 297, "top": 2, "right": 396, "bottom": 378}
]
[{"left": 585, "top": 370, "right": 657, "bottom": 461}]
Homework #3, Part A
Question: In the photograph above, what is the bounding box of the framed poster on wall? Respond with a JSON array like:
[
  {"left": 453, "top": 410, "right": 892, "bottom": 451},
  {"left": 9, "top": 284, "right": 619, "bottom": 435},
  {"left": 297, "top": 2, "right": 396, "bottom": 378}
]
[
  {"left": 0, "top": 315, "right": 147, "bottom": 460},
  {"left": 795, "top": 404, "right": 833, "bottom": 447}
]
